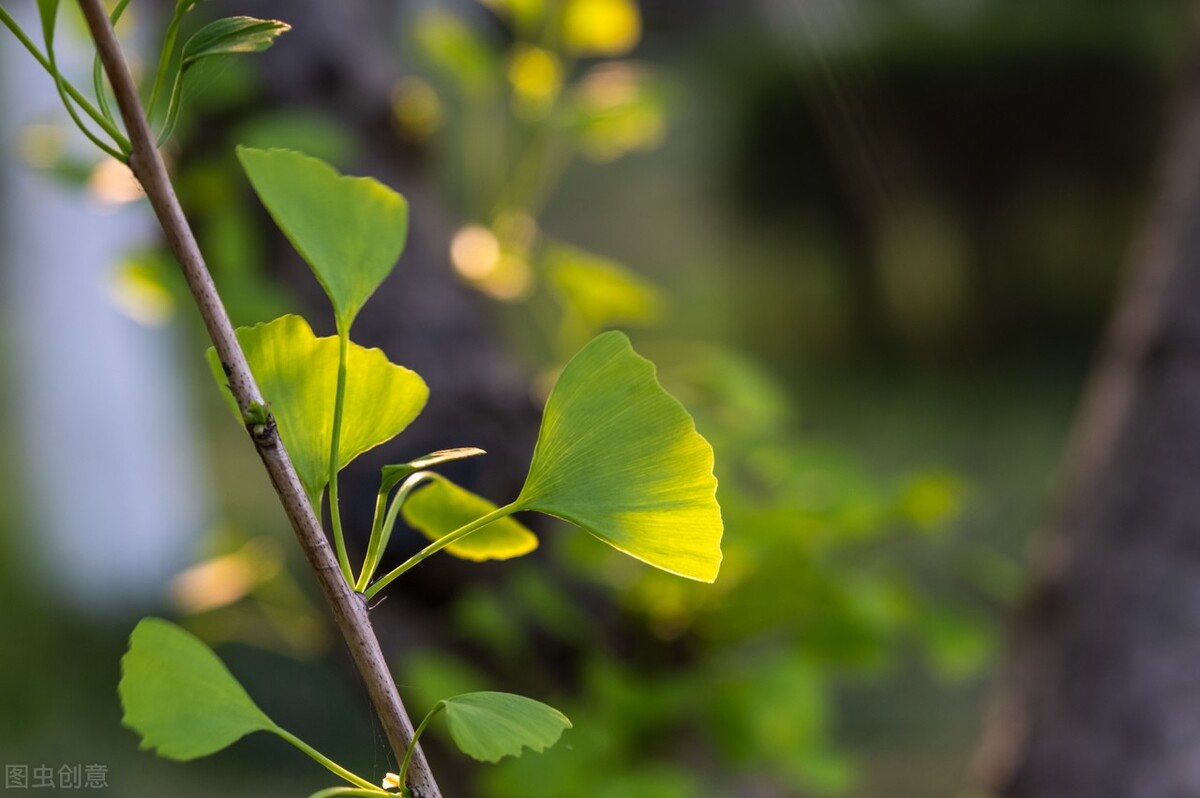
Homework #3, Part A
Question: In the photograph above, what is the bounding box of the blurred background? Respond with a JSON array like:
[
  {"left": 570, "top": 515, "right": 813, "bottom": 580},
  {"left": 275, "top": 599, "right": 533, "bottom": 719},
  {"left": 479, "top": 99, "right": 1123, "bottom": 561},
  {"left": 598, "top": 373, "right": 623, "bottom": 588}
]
[{"left": 0, "top": 0, "right": 1194, "bottom": 795}]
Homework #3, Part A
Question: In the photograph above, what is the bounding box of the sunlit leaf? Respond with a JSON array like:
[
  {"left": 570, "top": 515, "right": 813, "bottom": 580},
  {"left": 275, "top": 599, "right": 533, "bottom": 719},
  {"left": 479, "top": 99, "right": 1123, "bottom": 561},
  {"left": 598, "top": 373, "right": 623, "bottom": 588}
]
[
  {"left": 561, "top": 0, "right": 641, "bottom": 57},
  {"left": 441, "top": 692, "right": 571, "bottom": 763},
  {"left": 120, "top": 618, "right": 276, "bottom": 761},
  {"left": 404, "top": 477, "right": 537, "bottom": 562},
  {"left": 516, "top": 332, "right": 723, "bottom": 582},
  {"left": 207, "top": 315, "right": 428, "bottom": 501},
  {"left": 237, "top": 148, "right": 409, "bottom": 329},
  {"left": 380, "top": 448, "right": 487, "bottom": 492},
  {"left": 182, "top": 17, "right": 291, "bottom": 68}
]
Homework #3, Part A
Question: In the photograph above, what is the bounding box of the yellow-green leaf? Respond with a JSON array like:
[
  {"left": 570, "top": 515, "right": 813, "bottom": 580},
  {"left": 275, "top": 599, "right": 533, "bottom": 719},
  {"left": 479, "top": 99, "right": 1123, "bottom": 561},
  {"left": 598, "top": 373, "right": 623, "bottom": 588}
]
[
  {"left": 207, "top": 315, "right": 428, "bottom": 501},
  {"left": 404, "top": 477, "right": 537, "bottom": 562},
  {"left": 516, "top": 331, "right": 722, "bottom": 582},
  {"left": 237, "top": 148, "right": 409, "bottom": 329},
  {"left": 120, "top": 618, "right": 276, "bottom": 761}
]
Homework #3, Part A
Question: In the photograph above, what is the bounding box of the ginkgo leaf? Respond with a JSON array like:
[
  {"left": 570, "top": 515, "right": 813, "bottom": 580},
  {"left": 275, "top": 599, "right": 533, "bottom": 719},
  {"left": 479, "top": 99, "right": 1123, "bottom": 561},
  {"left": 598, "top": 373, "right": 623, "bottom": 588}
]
[
  {"left": 237, "top": 148, "right": 409, "bottom": 328},
  {"left": 515, "top": 331, "right": 723, "bottom": 582},
  {"left": 120, "top": 618, "right": 277, "bottom": 761},
  {"left": 440, "top": 692, "right": 571, "bottom": 763},
  {"left": 404, "top": 477, "right": 537, "bottom": 562},
  {"left": 182, "top": 17, "right": 291, "bottom": 68},
  {"left": 380, "top": 447, "right": 487, "bottom": 493},
  {"left": 207, "top": 315, "right": 428, "bottom": 502}
]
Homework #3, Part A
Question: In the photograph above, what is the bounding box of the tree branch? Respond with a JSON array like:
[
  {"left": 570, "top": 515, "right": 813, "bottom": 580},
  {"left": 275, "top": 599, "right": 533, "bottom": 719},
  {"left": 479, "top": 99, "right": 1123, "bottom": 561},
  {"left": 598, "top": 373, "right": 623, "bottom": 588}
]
[{"left": 75, "top": 2, "right": 441, "bottom": 795}]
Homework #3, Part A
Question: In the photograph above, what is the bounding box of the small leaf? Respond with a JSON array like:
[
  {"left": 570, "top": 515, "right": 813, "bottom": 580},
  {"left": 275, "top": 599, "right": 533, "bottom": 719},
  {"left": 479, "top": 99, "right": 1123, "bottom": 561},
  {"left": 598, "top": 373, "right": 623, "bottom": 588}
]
[
  {"left": 182, "top": 17, "right": 291, "bottom": 68},
  {"left": 120, "top": 618, "right": 276, "bottom": 761},
  {"left": 207, "top": 315, "right": 428, "bottom": 501},
  {"left": 516, "top": 331, "right": 723, "bottom": 582},
  {"left": 441, "top": 692, "right": 571, "bottom": 763},
  {"left": 404, "top": 478, "right": 537, "bottom": 562},
  {"left": 237, "top": 148, "right": 409, "bottom": 329},
  {"left": 380, "top": 448, "right": 487, "bottom": 493}
]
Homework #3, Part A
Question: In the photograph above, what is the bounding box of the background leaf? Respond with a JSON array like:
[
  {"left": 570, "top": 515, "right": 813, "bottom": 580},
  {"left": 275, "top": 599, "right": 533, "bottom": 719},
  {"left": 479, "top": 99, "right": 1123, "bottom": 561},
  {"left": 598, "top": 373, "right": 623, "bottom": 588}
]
[
  {"left": 237, "top": 148, "right": 409, "bottom": 328},
  {"left": 207, "top": 315, "right": 428, "bottom": 501},
  {"left": 403, "top": 477, "right": 537, "bottom": 562},
  {"left": 516, "top": 331, "right": 723, "bottom": 582},
  {"left": 441, "top": 692, "right": 571, "bottom": 763},
  {"left": 182, "top": 17, "right": 291, "bottom": 68},
  {"left": 120, "top": 618, "right": 276, "bottom": 761}
]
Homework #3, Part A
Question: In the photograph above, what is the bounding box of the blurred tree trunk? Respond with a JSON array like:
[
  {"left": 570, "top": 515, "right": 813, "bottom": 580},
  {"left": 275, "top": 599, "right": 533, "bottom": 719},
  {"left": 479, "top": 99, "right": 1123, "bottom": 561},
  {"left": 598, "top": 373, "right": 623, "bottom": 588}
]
[{"left": 977, "top": 56, "right": 1200, "bottom": 798}]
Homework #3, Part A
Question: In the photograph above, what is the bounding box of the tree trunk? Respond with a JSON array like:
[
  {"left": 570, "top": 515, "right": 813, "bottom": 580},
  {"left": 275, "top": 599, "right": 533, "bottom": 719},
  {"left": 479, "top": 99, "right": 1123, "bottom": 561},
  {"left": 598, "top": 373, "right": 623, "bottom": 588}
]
[{"left": 977, "top": 56, "right": 1200, "bottom": 798}]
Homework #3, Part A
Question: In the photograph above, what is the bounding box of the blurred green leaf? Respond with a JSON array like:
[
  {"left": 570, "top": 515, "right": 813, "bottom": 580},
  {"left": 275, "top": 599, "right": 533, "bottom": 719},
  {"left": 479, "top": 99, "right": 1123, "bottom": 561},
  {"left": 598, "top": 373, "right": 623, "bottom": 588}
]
[
  {"left": 206, "top": 314, "right": 428, "bottom": 501},
  {"left": 413, "top": 10, "right": 499, "bottom": 95},
  {"left": 544, "top": 243, "right": 661, "bottom": 348},
  {"left": 380, "top": 447, "right": 487, "bottom": 492},
  {"left": 441, "top": 692, "right": 571, "bottom": 763},
  {"left": 404, "top": 477, "right": 538, "bottom": 562},
  {"left": 517, "top": 331, "right": 723, "bottom": 582},
  {"left": 237, "top": 148, "right": 409, "bottom": 328},
  {"left": 182, "top": 17, "right": 291, "bottom": 67},
  {"left": 120, "top": 618, "right": 275, "bottom": 760},
  {"left": 234, "top": 111, "right": 355, "bottom": 165}
]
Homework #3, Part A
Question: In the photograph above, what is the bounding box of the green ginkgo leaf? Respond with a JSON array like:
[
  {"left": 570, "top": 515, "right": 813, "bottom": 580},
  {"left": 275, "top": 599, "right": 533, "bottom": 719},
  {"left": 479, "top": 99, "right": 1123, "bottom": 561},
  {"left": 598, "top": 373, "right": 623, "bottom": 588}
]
[
  {"left": 515, "top": 331, "right": 722, "bottom": 582},
  {"left": 440, "top": 692, "right": 571, "bottom": 763},
  {"left": 207, "top": 315, "right": 428, "bottom": 502},
  {"left": 380, "top": 447, "right": 487, "bottom": 493},
  {"left": 120, "top": 618, "right": 277, "bottom": 760},
  {"left": 403, "top": 477, "right": 537, "bottom": 562},
  {"left": 237, "top": 148, "right": 409, "bottom": 329},
  {"left": 182, "top": 17, "right": 291, "bottom": 67}
]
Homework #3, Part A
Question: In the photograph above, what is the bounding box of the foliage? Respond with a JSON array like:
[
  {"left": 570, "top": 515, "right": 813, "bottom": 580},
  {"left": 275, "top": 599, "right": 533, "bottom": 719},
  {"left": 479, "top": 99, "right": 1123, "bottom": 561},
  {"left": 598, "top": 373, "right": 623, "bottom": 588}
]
[{"left": 3, "top": 5, "right": 726, "bottom": 796}]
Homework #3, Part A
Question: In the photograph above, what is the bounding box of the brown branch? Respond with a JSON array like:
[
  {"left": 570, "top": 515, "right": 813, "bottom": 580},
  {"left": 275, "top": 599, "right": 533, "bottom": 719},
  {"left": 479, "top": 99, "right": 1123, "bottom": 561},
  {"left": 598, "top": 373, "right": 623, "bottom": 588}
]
[{"left": 75, "top": 2, "right": 441, "bottom": 796}]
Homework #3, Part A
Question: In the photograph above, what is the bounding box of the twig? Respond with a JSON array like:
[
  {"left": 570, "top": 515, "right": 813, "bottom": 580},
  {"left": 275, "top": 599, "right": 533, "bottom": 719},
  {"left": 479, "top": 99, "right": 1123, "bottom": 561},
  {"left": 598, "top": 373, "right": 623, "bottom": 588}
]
[{"left": 74, "top": 3, "right": 441, "bottom": 796}]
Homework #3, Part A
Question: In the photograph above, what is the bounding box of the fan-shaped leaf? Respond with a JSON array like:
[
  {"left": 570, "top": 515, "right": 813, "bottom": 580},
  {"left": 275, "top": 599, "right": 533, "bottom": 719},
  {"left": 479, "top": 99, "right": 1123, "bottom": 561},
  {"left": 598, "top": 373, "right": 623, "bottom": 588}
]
[
  {"left": 120, "top": 618, "right": 276, "bottom": 761},
  {"left": 441, "top": 692, "right": 571, "bottom": 763},
  {"left": 207, "top": 315, "right": 428, "bottom": 501},
  {"left": 404, "top": 477, "right": 537, "bottom": 562},
  {"left": 516, "top": 331, "right": 722, "bottom": 581},
  {"left": 237, "top": 148, "right": 409, "bottom": 328}
]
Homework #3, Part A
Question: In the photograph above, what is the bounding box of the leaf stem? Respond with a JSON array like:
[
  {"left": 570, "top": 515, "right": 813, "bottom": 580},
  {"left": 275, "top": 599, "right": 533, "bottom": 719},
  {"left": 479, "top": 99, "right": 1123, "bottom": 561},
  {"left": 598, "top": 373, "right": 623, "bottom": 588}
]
[
  {"left": 308, "top": 790, "right": 390, "bottom": 798},
  {"left": 0, "top": 6, "right": 130, "bottom": 154},
  {"left": 91, "top": 0, "right": 132, "bottom": 126},
  {"left": 365, "top": 503, "right": 520, "bottom": 599},
  {"left": 146, "top": 0, "right": 189, "bottom": 120},
  {"left": 355, "top": 471, "right": 438, "bottom": 593},
  {"left": 398, "top": 703, "right": 446, "bottom": 790},
  {"left": 271, "top": 728, "right": 379, "bottom": 792},
  {"left": 328, "top": 327, "right": 354, "bottom": 584}
]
